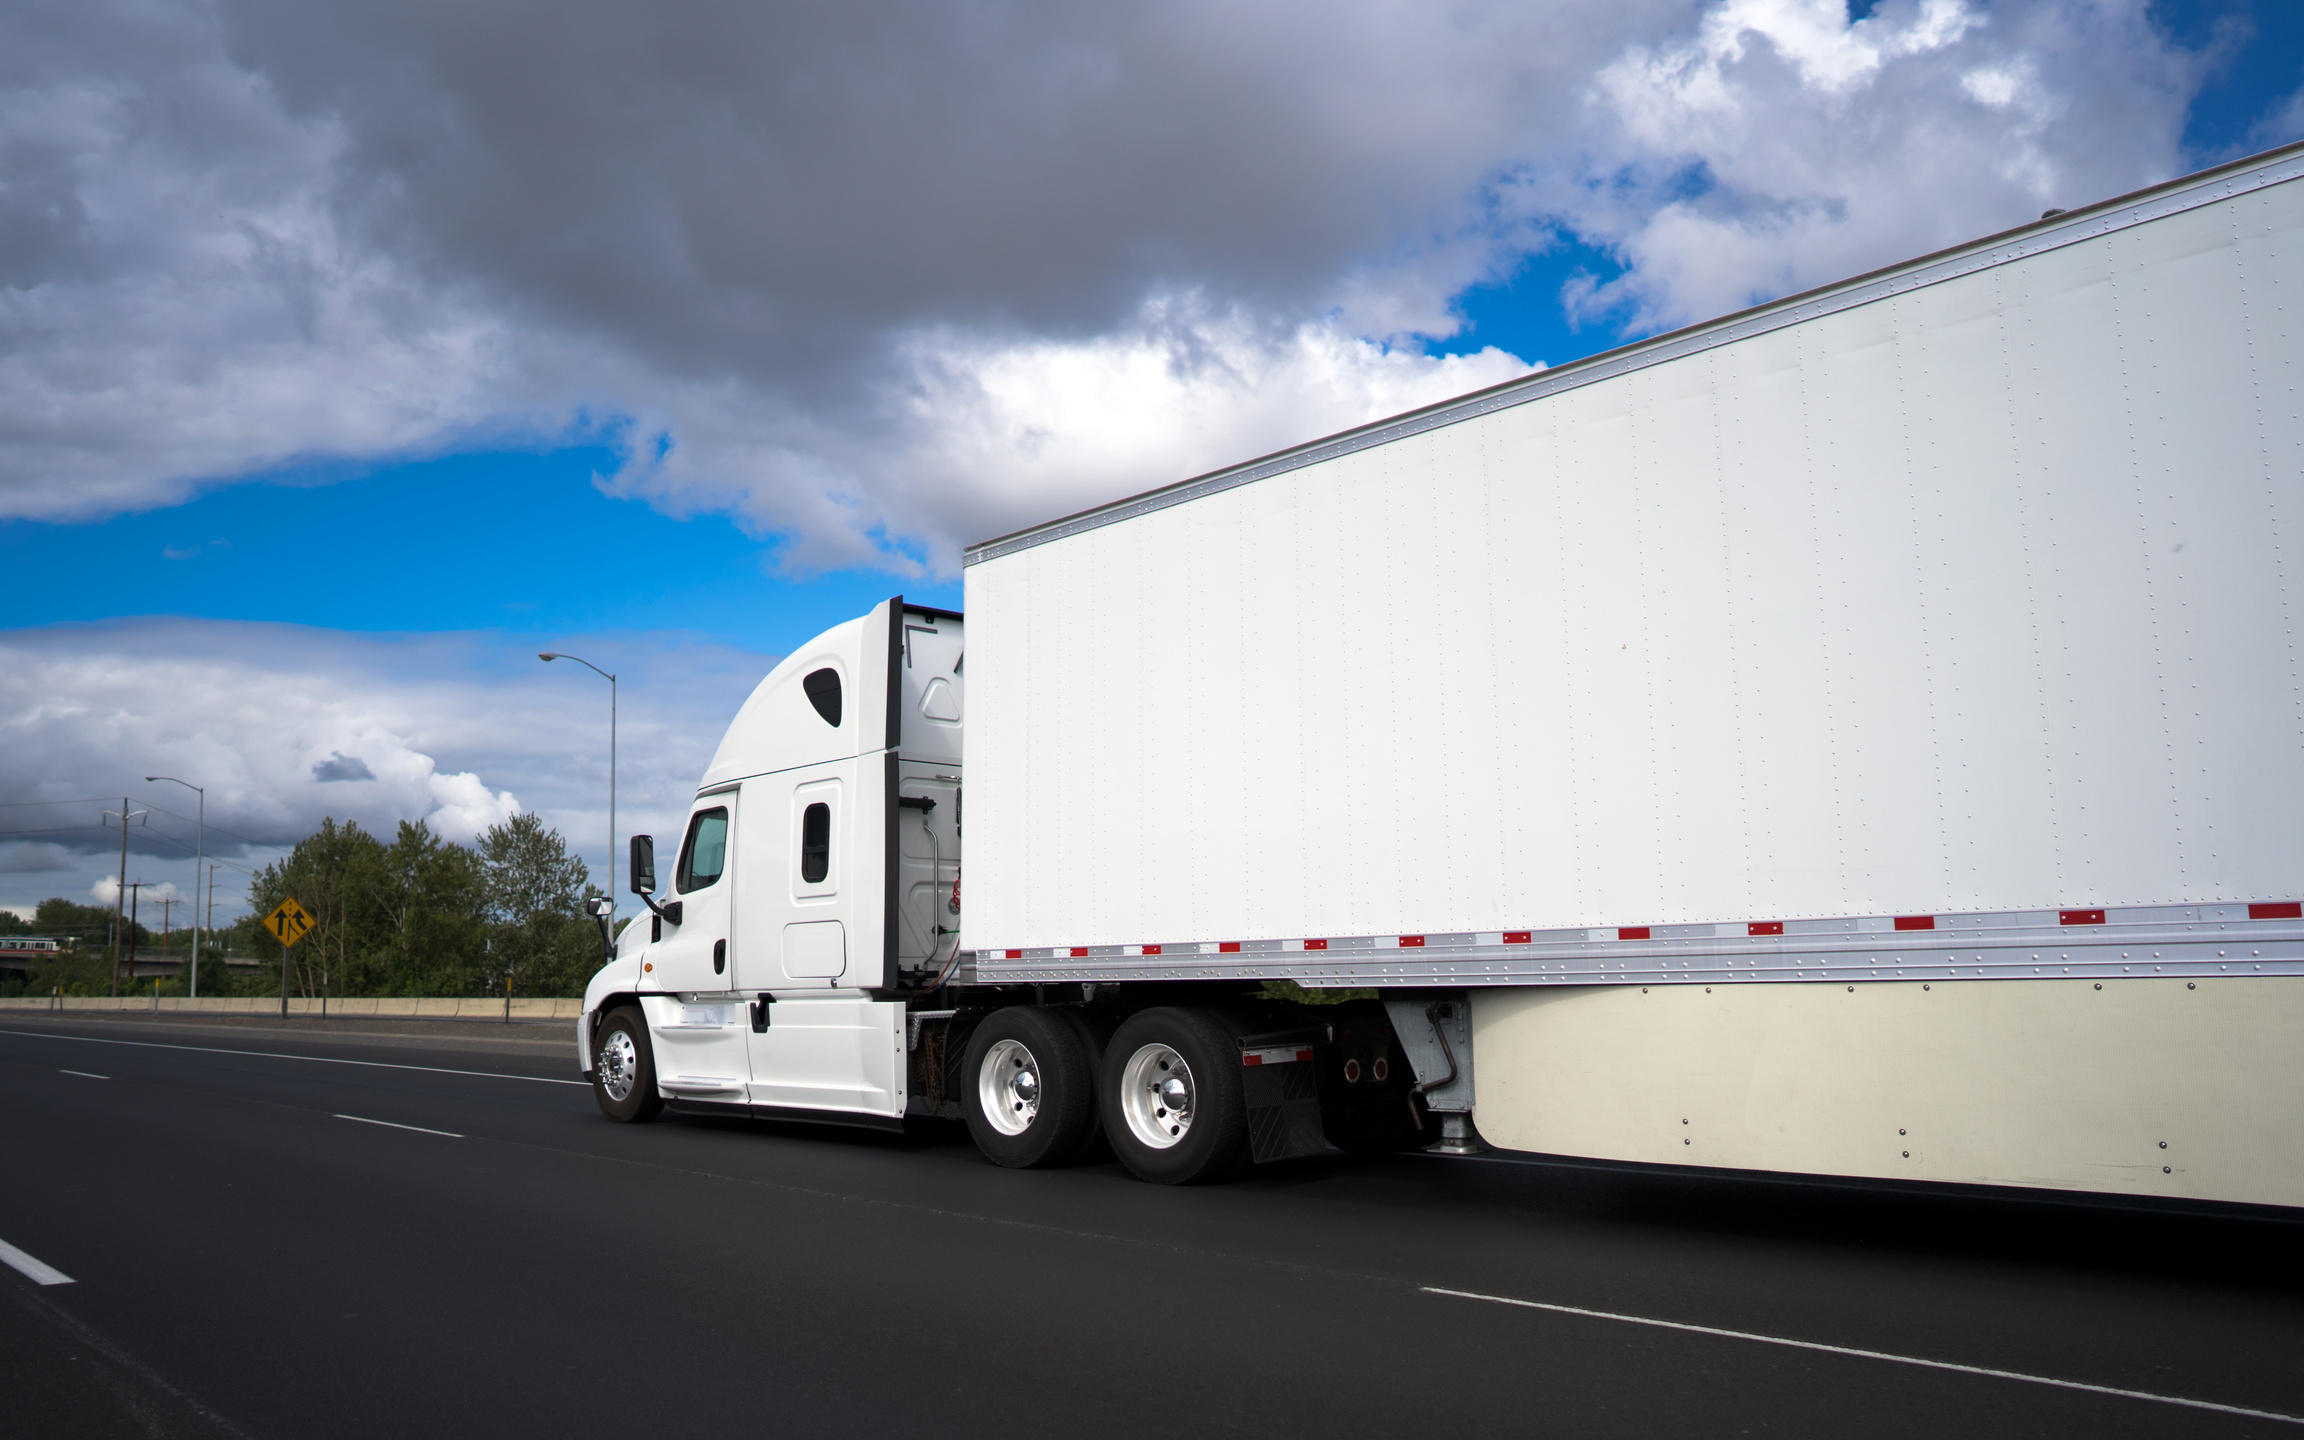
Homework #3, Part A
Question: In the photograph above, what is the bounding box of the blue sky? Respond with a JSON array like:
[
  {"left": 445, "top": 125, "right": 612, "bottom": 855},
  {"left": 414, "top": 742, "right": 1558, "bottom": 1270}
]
[
  {"left": 2, "top": 0, "right": 2300, "bottom": 919},
  {"left": 0, "top": 447, "right": 958, "bottom": 647}
]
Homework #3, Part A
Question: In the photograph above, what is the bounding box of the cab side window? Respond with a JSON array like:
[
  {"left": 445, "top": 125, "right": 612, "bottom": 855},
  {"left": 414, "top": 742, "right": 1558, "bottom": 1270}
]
[
  {"left": 677, "top": 807, "right": 729, "bottom": 893},
  {"left": 800, "top": 802, "right": 831, "bottom": 884}
]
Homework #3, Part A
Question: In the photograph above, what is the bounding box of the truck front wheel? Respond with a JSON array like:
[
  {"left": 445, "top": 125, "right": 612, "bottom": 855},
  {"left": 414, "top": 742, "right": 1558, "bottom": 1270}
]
[
  {"left": 592, "top": 1006, "right": 664, "bottom": 1123},
  {"left": 1100, "top": 1007, "right": 1249, "bottom": 1184},
  {"left": 962, "top": 1007, "right": 1097, "bottom": 1168}
]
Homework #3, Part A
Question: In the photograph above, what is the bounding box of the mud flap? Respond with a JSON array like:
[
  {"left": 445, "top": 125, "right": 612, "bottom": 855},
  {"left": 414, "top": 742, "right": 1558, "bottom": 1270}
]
[{"left": 1241, "top": 1040, "right": 1327, "bottom": 1163}]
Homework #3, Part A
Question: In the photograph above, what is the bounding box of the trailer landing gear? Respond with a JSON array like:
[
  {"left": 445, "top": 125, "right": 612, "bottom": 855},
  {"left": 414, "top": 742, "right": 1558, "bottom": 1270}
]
[{"left": 1431, "top": 1113, "right": 1484, "bottom": 1156}]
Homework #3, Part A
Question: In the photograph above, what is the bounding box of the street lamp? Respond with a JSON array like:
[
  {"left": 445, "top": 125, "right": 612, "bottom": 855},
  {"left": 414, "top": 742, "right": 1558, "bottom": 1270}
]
[
  {"left": 538, "top": 653, "right": 616, "bottom": 919},
  {"left": 145, "top": 776, "right": 203, "bottom": 999}
]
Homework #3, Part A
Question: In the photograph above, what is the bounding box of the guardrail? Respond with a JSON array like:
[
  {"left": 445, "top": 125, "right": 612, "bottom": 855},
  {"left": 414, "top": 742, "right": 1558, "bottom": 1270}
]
[{"left": 0, "top": 995, "right": 582, "bottom": 1020}]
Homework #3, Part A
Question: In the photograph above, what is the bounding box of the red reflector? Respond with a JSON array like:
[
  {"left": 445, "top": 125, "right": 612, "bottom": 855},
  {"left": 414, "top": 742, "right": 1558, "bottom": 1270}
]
[
  {"left": 2250, "top": 902, "right": 2302, "bottom": 920},
  {"left": 1143, "top": 944, "right": 1162, "bottom": 955},
  {"left": 1070, "top": 947, "right": 1088, "bottom": 957},
  {"left": 1894, "top": 916, "right": 1935, "bottom": 931},
  {"left": 1748, "top": 921, "right": 1783, "bottom": 937},
  {"left": 1503, "top": 931, "right": 1532, "bottom": 944},
  {"left": 1399, "top": 935, "right": 1425, "bottom": 947},
  {"left": 1004, "top": 949, "right": 1022, "bottom": 959},
  {"left": 1303, "top": 939, "right": 1328, "bottom": 950},
  {"left": 1219, "top": 942, "right": 1241, "bottom": 953},
  {"left": 2060, "top": 909, "right": 2106, "bottom": 926},
  {"left": 1618, "top": 927, "right": 1650, "bottom": 941}
]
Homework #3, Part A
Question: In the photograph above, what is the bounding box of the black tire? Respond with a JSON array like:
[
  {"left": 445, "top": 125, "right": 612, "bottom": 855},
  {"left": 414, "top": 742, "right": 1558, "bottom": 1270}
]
[
  {"left": 1099, "top": 1007, "right": 1250, "bottom": 1184},
  {"left": 962, "top": 1007, "right": 1097, "bottom": 1168},
  {"left": 1050, "top": 1006, "right": 1117, "bottom": 1161},
  {"left": 591, "top": 1006, "right": 664, "bottom": 1123}
]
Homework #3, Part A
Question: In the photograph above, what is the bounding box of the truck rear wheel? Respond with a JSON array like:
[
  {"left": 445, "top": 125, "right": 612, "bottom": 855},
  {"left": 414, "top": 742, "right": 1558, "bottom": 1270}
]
[
  {"left": 962, "top": 1007, "right": 1097, "bottom": 1168},
  {"left": 1050, "top": 1006, "right": 1115, "bottom": 1161},
  {"left": 592, "top": 1006, "right": 664, "bottom": 1123},
  {"left": 1100, "top": 1007, "right": 1249, "bottom": 1184}
]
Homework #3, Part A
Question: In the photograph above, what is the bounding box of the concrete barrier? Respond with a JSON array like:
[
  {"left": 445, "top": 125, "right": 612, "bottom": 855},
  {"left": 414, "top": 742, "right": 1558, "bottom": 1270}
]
[{"left": 0, "top": 995, "right": 582, "bottom": 1020}]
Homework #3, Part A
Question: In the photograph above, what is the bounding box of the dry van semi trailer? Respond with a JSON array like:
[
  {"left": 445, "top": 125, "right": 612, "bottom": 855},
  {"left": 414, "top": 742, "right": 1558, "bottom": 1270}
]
[{"left": 581, "top": 141, "right": 2304, "bottom": 1204}]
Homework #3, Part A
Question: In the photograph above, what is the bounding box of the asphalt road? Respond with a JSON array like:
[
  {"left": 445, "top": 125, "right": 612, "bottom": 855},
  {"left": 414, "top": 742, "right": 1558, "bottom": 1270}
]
[{"left": 5, "top": 1013, "right": 2302, "bottom": 1439}]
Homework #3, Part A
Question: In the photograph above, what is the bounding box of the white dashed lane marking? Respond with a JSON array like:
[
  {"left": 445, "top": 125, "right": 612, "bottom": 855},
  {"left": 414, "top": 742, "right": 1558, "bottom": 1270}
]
[
  {"left": 0, "top": 1236, "right": 74, "bottom": 1286},
  {"left": 334, "top": 1114, "right": 463, "bottom": 1139}
]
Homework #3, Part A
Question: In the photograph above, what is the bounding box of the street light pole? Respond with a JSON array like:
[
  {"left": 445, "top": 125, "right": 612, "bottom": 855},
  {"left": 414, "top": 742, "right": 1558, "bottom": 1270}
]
[
  {"left": 538, "top": 652, "right": 617, "bottom": 922},
  {"left": 147, "top": 776, "right": 204, "bottom": 998}
]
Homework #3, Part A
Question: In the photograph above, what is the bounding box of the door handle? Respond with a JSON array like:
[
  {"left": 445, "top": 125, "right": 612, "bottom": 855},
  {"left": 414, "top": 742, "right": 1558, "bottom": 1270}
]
[{"left": 713, "top": 939, "right": 726, "bottom": 974}]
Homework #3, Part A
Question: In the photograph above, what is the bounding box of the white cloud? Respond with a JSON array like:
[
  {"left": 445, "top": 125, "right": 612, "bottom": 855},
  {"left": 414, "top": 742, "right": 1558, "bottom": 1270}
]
[
  {"left": 598, "top": 296, "right": 1536, "bottom": 573},
  {"left": 0, "top": 619, "right": 775, "bottom": 917},
  {"left": 1555, "top": 0, "right": 2207, "bottom": 335},
  {"left": 0, "top": 0, "right": 2237, "bottom": 571},
  {"left": 91, "top": 876, "right": 183, "bottom": 906}
]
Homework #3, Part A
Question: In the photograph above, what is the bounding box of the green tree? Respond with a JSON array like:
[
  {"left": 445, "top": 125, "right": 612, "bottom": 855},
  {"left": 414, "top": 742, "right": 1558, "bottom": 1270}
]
[
  {"left": 248, "top": 819, "right": 387, "bottom": 999},
  {"left": 477, "top": 813, "right": 601, "bottom": 999},
  {"left": 370, "top": 820, "right": 486, "bottom": 995}
]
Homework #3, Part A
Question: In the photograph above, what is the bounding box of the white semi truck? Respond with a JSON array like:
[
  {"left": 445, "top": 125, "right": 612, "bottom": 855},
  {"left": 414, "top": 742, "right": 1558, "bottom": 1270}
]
[{"left": 581, "top": 140, "right": 2304, "bottom": 1205}]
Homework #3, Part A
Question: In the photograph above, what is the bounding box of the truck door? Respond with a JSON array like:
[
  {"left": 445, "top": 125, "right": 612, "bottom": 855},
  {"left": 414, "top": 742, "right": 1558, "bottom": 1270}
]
[
  {"left": 738, "top": 765, "right": 904, "bottom": 1117},
  {"left": 731, "top": 765, "right": 851, "bottom": 991},
  {"left": 649, "top": 798, "right": 739, "bottom": 994}
]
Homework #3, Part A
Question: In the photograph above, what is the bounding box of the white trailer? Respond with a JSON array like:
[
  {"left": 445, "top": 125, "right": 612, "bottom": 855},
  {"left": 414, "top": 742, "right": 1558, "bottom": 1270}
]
[{"left": 582, "top": 140, "right": 2304, "bottom": 1205}]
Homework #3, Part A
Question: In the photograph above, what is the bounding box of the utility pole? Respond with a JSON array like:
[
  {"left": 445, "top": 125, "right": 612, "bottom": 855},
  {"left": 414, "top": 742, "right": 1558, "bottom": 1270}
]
[
  {"left": 101, "top": 799, "right": 147, "bottom": 997},
  {"left": 147, "top": 777, "right": 204, "bottom": 998},
  {"left": 207, "top": 864, "right": 219, "bottom": 973},
  {"left": 123, "top": 881, "right": 148, "bottom": 994}
]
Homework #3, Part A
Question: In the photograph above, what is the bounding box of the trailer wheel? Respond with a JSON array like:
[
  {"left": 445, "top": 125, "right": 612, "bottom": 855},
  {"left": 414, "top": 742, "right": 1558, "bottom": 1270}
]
[
  {"left": 1051, "top": 1006, "right": 1116, "bottom": 1161},
  {"left": 962, "top": 1007, "right": 1097, "bottom": 1168},
  {"left": 592, "top": 1006, "right": 664, "bottom": 1123},
  {"left": 1100, "top": 1008, "right": 1249, "bottom": 1184}
]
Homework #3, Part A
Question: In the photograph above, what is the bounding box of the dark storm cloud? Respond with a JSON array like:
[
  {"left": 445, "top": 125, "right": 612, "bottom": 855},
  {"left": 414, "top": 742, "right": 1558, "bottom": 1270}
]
[
  {"left": 211, "top": 0, "right": 1618, "bottom": 387},
  {"left": 0, "top": 0, "right": 2243, "bottom": 567},
  {"left": 311, "top": 751, "right": 375, "bottom": 781}
]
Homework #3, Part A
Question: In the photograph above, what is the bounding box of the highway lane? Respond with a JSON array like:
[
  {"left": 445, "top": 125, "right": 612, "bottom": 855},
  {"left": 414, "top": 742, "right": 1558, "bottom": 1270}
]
[{"left": 4, "top": 1014, "right": 2302, "bottom": 1438}]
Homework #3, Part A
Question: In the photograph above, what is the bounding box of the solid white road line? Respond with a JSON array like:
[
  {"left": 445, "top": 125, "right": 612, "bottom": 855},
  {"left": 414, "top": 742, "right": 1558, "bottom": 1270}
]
[
  {"left": 1422, "top": 1286, "right": 2304, "bottom": 1426},
  {"left": 0, "top": 1236, "right": 74, "bottom": 1286},
  {"left": 0, "top": 1029, "right": 588, "bottom": 1086},
  {"left": 334, "top": 1114, "right": 463, "bottom": 1138},
  {"left": 58, "top": 1069, "right": 109, "bottom": 1080}
]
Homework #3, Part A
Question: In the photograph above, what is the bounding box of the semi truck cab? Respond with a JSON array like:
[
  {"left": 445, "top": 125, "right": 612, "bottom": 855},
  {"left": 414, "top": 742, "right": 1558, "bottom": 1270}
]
[{"left": 582, "top": 598, "right": 967, "bottom": 1127}]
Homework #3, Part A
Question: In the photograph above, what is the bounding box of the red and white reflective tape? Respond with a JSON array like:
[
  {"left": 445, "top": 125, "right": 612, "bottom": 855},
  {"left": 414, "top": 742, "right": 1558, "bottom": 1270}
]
[
  {"left": 1241, "top": 1046, "right": 1315, "bottom": 1067},
  {"left": 987, "top": 901, "right": 2304, "bottom": 966}
]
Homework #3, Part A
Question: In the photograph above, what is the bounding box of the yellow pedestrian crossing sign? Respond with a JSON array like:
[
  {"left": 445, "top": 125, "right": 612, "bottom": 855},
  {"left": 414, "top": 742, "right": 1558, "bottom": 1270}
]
[{"left": 263, "top": 897, "right": 314, "bottom": 948}]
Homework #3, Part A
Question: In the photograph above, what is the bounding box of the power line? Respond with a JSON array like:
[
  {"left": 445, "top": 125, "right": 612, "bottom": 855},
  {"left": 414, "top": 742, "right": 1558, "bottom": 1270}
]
[{"left": 135, "top": 799, "right": 276, "bottom": 851}]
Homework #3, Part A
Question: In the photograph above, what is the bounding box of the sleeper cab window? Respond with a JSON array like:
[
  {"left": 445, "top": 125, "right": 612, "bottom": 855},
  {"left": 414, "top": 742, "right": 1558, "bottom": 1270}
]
[
  {"left": 803, "top": 667, "right": 841, "bottom": 727},
  {"left": 677, "top": 807, "right": 729, "bottom": 893},
  {"left": 801, "top": 802, "right": 831, "bottom": 884}
]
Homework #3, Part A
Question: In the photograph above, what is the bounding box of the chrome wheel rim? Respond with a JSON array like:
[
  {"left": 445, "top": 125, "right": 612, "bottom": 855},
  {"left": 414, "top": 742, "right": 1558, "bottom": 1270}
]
[
  {"left": 978, "top": 1039, "right": 1042, "bottom": 1136},
  {"left": 598, "top": 1025, "right": 638, "bottom": 1103},
  {"left": 1119, "top": 1043, "right": 1193, "bottom": 1150}
]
